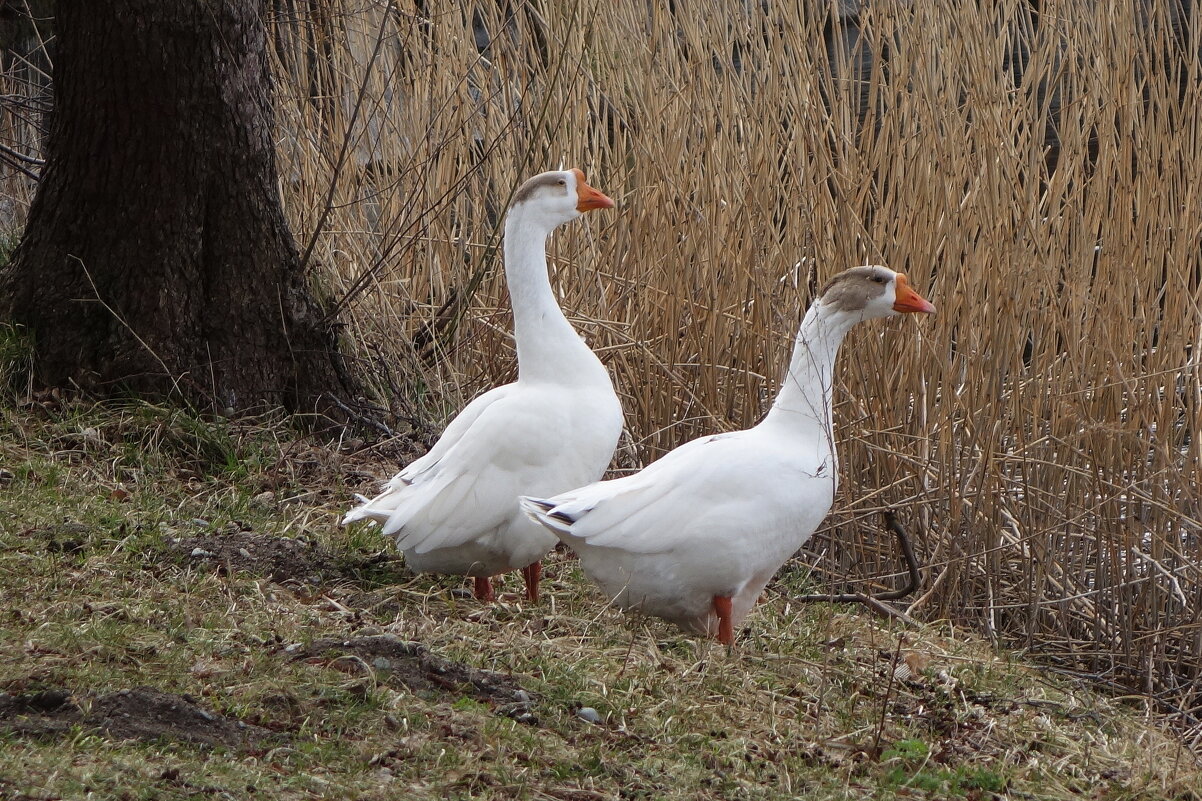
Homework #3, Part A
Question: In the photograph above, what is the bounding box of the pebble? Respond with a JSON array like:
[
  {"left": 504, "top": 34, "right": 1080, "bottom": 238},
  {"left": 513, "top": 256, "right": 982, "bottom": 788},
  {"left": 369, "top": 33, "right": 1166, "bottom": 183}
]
[
  {"left": 372, "top": 657, "right": 392, "bottom": 671},
  {"left": 190, "top": 548, "right": 214, "bottom": 558},
  {"left": 0, "top": 468, "right": 15, "bottom": 485},
  {"left": 238, "top": 548, "right": 251, "bottom": 558},
  {"left": 576, "top": 707, "right": 602, "bottom": 724},
  {"left": 189, "top": 519, "right": 210, "bottom": 528}
]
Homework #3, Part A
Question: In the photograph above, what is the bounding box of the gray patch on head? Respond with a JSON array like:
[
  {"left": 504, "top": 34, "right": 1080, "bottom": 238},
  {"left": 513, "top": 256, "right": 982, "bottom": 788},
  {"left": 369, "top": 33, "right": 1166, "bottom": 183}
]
[
  {"left": 512, "top": 171, "right": 571, "bottom": 205},
  {"left": 818, "top": 265, "right": 892, "bottom": 313}
]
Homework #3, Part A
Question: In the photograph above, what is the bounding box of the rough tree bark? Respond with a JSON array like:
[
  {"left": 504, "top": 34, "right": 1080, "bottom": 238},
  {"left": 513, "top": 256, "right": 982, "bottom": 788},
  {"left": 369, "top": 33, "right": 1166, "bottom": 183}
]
[{"left": 0, "top": 0, "right": 355, "bottom": 415}]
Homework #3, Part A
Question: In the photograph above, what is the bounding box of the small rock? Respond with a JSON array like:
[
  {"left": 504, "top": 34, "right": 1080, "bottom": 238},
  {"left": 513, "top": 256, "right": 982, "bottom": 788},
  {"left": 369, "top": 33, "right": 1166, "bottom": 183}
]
[
  {"left": 514, "top": 690, "right": 531, "bottom": 704},
  {"left": 238, "top": 548, "right": 251, "bottom": 559},
  {"left": 0, "top": 468, "right": 15, "bottom": 485},
  {"left": 253, "top": 491, "right": 275, "bottom": 505},
  {"left": 283, "top": 643, "right": 302, "bottom": 653},
  {"left": 372, "top": 657, "right": 392, "bottom": 671},
  {"left": 514, "top": 712, "right": 539, "bottom": 725},
  {"left": 80, "top": 427, "right": 104, "bottom": 446},
  {"left": 576, "top": 707, "right": 602, "bottom": 724},
  {"left": 190, "top": 547, "right": 214, "bottom": 558},
  {"left": 189, "top": 519, "right": 210, "bottom": 529}
]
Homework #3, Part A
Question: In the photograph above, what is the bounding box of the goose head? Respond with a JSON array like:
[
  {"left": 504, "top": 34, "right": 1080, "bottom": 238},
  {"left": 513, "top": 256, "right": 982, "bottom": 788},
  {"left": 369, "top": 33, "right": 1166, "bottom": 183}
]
[
  {"left": 509, "top": 168, "right": 614, "bottom": 231},
  {"left": 817, "top": 265, "right": 936, "bottom": 321}
]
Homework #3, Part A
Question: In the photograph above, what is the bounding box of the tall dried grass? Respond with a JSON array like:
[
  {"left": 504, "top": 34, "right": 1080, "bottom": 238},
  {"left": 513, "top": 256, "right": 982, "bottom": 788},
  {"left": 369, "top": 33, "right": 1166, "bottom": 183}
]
[
  {"left": 1, "top": 0, "right": 1198, "bottom": 738},
  {"left": 265, "top": 0, "right": 1202, "bottom": 734}
]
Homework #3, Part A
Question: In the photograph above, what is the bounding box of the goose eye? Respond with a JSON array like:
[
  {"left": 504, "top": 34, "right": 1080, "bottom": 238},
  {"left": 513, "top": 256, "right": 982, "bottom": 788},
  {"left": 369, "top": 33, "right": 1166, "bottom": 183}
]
[
  {"left": 557, "top": 179, "right": 567, "bottom": 186},
  {"left": 872, "top": 275, "right": 886, "bottom": 284}
]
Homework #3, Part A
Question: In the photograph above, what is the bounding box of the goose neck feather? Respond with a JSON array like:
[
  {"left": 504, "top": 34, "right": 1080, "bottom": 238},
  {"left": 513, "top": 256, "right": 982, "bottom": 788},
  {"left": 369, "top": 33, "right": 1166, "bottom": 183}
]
[
  {"left": 503, "top": 208, "right": 608, "bottom": 386},
  {"left": 760, "top": 300, "right": 858, "bottom": 433}
]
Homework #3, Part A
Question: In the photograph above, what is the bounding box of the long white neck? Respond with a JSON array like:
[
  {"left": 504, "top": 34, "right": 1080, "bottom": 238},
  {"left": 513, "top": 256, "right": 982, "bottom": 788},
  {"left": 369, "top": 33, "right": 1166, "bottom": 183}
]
[
  {"left": 759, "top": 302, "right": 857, "bottom": 435},
  {"left": 503, "top": 207, "right": 608, "bottom": 386}
]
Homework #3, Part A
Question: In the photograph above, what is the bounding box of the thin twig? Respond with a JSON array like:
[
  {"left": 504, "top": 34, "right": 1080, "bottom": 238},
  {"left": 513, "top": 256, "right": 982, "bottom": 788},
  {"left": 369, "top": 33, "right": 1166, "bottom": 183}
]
[
  {"left": 0, "top": 141, "right": 43, "bottom": 167},
  {"left": 869, "top": 634, "right": 905, "bottom": 759},
  {"left": 322, "top": 393, "right": 397, "bottom": 438},
  {"left": 297, "top": 2, "right": 393, "bottom": 274}
]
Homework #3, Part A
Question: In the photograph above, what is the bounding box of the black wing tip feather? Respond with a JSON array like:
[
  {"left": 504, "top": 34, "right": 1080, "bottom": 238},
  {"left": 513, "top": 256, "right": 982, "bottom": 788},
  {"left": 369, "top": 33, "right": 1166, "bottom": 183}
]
[{"left": 522, "top": 496, "right": 576, "bottom": 524}]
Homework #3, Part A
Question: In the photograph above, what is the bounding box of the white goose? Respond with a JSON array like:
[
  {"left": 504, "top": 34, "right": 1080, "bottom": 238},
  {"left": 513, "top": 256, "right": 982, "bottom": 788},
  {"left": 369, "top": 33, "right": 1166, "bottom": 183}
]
[
  {"left": 344, "top": 169, "right": 623, "bottom": 602},
  {"left": 522, "top": 266, "right": 934, "bottom": 644}
]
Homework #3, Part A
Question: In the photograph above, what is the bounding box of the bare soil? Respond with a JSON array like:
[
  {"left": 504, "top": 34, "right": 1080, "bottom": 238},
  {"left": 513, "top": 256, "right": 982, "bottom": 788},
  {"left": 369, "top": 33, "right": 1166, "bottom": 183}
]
[
  {"left": 163, "top": 530, "right": 405, "bottom": 588},
  {"left": 0, "top": 686, "right": 286, "bottom": 752},
  {"left": 288, "top": 635, "right": 537, "bottom": 723}
]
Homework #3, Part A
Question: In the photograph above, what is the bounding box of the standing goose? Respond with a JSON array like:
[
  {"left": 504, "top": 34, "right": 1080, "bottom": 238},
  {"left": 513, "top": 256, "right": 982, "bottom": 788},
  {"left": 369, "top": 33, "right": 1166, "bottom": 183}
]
[
  {"left": 522, "top": 266, "right": 934, "bottom": 644},
  {"left": 344, "top": 169, "right": 623, "bottom": 602}
]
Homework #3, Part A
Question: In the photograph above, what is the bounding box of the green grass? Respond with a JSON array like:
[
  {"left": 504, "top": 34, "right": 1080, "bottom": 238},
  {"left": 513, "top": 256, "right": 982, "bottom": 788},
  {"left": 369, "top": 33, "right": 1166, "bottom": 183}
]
[
  {"left": 0, "top": 402, "right": 1199, "bottom": 800},
  {"left": 0, "top": 322, "right": 32, "bottom": 395}
]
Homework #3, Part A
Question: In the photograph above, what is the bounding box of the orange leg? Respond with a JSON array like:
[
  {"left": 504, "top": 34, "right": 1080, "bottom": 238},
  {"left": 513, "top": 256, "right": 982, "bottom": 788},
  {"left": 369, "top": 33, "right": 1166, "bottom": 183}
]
[
  {"left": 473, "top": 575, "right": 495, "bottom": 602},
  {"left": 521, "top": 561, "right": 542, "bottom": 602},
  {"left": 712, "top": 595, "right": 734, "bottom": 646}
]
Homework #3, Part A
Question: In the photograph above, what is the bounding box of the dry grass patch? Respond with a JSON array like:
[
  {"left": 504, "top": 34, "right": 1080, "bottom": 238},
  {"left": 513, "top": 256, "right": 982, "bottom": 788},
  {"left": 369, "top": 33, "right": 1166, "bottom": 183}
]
[{"left": 0, "top": 402, "right": 1200, "bottom": 799}]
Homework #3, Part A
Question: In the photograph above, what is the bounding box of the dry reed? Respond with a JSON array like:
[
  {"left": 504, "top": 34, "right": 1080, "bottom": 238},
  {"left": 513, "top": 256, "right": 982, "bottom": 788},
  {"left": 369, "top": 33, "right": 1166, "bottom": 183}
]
[{"left": 1, "top": 0, "right": 1198, "bottom": 741}]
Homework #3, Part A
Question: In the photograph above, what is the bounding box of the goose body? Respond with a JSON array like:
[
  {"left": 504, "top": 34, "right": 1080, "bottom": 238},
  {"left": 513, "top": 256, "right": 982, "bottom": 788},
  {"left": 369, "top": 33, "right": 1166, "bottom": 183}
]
[
  {"left": 345, "top": 169, "right": 623, "bottom": 601},
  {"left": 522, "top": 266, "right": 934, "bottom": 642}
]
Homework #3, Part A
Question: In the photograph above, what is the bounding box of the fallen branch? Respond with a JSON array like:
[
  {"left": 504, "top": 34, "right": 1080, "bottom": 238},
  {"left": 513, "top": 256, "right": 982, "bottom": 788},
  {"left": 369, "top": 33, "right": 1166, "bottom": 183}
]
[{"left": 787, "top": 509, "right": 923, "bottom": 623}]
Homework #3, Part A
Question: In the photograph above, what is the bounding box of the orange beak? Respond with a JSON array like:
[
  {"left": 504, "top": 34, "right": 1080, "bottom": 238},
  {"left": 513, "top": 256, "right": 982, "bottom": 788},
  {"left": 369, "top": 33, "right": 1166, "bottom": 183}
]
[
  {"left": 572, "top": 168, "right": 615, "bottom": 212},
  {"left": 892, "top": 274, "right": 936, "bottom": 314}
]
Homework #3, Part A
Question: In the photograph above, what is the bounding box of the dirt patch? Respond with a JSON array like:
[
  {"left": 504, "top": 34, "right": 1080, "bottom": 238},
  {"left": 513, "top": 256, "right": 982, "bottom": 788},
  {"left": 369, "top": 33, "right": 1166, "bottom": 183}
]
[
  {"left": 0, "top": 687, "right": 285, "bottom": 752},
  {"left": 289, "top": 635, "right": 537, "bottom": 723},
  {"left": 163, "top": 530, "right": 406, "bottom": 588}
]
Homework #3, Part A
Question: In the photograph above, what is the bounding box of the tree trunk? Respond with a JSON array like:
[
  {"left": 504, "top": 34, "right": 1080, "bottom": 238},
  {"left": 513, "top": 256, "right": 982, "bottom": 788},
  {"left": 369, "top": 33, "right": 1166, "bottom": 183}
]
[{"left": 0, "top": 0, "right": 354, "bottom": 415}]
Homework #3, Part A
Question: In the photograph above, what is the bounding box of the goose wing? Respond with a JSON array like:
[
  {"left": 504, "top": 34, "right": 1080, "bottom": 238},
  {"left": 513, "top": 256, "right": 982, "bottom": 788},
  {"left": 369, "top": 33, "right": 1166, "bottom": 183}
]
[
  {"left": 524, "top": 431, "right": 823, "bottom": 555},
  {"left": 346, "top": 384, "right": 583, "bottom": 553}
]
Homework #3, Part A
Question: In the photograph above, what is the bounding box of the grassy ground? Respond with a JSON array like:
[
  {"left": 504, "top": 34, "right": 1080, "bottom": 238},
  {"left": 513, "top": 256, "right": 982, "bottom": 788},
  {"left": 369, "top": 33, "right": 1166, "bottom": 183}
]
[
  {"left": 3, "top": 0, "right": 1201, "bottom": 741},
  {"left": 1, "top": 400, "right": 1199, "bottom": 801}
]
